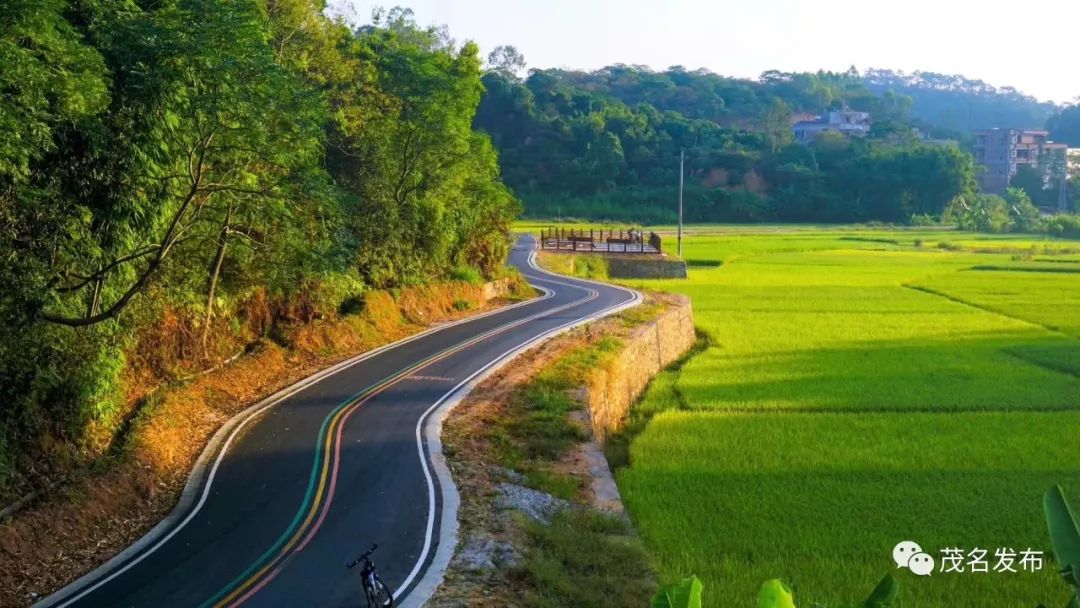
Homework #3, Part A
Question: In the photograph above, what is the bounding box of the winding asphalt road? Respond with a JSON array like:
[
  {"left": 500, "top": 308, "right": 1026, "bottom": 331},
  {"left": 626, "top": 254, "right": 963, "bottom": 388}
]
[{"left": 38, "top": 235, "right": 640, "bottom": 608}]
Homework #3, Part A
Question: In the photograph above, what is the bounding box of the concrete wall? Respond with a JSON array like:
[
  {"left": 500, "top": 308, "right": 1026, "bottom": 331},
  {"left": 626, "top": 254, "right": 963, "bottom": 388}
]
[
  {"left": 606, "top": 256, "right": 688, "bottom": 279},
  {"left": 586, "top": 295, "right": 695, "bottom": 442}
]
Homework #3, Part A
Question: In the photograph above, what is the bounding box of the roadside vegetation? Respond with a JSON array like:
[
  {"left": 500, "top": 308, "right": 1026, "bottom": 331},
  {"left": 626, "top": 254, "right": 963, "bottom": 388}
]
[
  {"left": 0, "top": 3, "right": 518, "bottom": 501},
  {"left": 550, "top": 226, "right": 1080, "bottom": 606}
]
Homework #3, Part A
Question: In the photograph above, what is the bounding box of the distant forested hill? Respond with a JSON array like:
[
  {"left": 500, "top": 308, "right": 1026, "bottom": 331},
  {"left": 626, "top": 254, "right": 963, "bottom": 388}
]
[
  {"left": 862, "top": 69, "right": 1059, "bottom": 134},
  {"left": 476, "top": 59, "right": 976, "bottom": 225}
]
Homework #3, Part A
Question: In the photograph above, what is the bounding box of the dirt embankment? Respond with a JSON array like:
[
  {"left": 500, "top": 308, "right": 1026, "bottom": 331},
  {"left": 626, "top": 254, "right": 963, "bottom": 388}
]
[
  {"left": 431, "top": 291, "right": 695, "bottom": 607},
  {"left": 0, "top": 277, "right": 527, "bottom": 607}
]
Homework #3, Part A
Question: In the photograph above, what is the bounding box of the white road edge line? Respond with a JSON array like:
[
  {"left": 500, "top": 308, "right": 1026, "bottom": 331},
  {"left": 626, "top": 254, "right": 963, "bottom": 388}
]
[
  {"left": 36, "top": 266, "right": 561, "bottom": 608},
  {"left": 395, "top": 248, "right": 643, "bottom": 607}
]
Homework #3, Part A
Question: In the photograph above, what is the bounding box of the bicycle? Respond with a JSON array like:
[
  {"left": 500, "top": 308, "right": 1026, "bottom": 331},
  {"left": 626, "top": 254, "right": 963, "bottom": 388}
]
[{"left": 346, "top": 544, "right": 394, "bottom": 608}]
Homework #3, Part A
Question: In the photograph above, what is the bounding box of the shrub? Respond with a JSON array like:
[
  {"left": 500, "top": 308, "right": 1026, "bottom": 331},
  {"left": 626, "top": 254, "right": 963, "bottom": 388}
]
[
  {"left": 908, "top": 213, "right": 937, "bottom": 226},
  {"left": 302, "top": 271, "right": 366, "bottom": 318},
  {"left": 572, "top": 255, "right": 609, "bottom": 280},
  {"left": 338, "top": 293, "right": 366, "bottom": 316},
  {"left": 1045, "top": 214, "right": 1080, "bottom": 239},
  {"left": 452, "top": 298, "right": 471, "bottom": 311}
]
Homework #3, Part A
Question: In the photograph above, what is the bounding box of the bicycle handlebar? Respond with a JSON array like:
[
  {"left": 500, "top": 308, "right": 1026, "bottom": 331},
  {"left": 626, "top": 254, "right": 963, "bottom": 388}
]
[{"left": 346, "top": 543, "right": 378, "bottom": 568}]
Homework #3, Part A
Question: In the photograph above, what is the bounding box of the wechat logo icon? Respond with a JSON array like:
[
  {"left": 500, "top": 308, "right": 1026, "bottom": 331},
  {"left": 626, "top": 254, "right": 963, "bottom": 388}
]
[{"left": 893, "top": 540, "right": 935, "bottom": 576}]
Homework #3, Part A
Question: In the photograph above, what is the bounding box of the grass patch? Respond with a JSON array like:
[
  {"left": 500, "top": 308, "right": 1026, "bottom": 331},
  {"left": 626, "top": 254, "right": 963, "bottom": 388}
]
[
  {"left": 535, "top": 251, "right": 610, "bottom": 280},
  {"left": 487, "top": 337, "right": 623, "bottom": 497},
  {"left": 512, "top": 509, "right": 656, "bottom": 608},
  {"left": 615, "top": 302, "right": 662, "bottom": 328},
  {"left": 448, "top": 265, "right": 483, "bottom": 285},
  {"left": 572, "top": 255, "right": 609, "bottom": 280}
]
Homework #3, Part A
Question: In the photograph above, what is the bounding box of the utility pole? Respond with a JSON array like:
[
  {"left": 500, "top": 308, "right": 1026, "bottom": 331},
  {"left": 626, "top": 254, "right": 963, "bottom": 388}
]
[
  {"left": 678, "top": 149, "right": 684, "bottom": 257},
  {"left": 1060, "top": 172, "right": 1069, "bottom": 213}
]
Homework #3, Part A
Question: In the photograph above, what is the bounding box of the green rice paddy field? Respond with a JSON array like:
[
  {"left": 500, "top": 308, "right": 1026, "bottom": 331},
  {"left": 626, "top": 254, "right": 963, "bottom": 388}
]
[{"left": 589, "top": 227, "right": 1080, "bottom": 606}]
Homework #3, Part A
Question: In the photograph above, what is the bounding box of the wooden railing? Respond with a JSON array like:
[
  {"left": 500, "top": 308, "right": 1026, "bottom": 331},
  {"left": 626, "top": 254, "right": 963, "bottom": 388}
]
[{"left": 539, "top": 227, "right": 662, "bottom": 254}]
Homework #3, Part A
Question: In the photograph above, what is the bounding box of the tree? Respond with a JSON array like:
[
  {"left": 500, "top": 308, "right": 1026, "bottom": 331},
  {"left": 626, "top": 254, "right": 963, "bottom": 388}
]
[
  {"left": 945, "top": 193, "right": 1012, "bottom": 233},
  {"left": 486, "top": 45, "right": 526, "bottom": 79},
  {"left": 0, "top": 0, "right": 523, "bottom": 493},
  {"left": 1003, "top": 187, "right": 1042, "bottom": 232},
  {"left": 761, "top": 98, "right": 793, "bottom": 152},
  {"left": 1047, "top": 105, "right": 1080, "bottom": 147},
  {"left": 1011, "top": 164, "right": 1054, "bottom": 207},
  {"left": 322, "top": 10, "right": 517, "bottom": 286},
  {"left": 0, "top": 0, "right": 108, "bottom": 180},
  {"left": 37, "top": 0, "right": 326, "bottom": 328}
]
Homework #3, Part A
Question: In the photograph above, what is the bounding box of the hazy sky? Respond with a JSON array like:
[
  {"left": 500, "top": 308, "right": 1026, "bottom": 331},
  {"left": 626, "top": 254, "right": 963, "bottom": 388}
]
[{"left": 334, "top": 0, "right": 1079, "bottom": 104}]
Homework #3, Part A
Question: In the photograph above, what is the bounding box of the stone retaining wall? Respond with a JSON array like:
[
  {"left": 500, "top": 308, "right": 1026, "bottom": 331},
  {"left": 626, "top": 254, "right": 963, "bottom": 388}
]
[
  {"left": 586, "top": 295, "right": 695, "bottom": 442},
  {"left": 606, "top": 256, "right": 688, "bottom": 279},
  {"left": 481, "top": 277, "right": 513, "bottom": 300}
]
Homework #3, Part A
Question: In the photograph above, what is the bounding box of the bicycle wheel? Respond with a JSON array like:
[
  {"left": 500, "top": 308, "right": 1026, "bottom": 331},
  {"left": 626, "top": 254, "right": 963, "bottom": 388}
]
[{"left": 365, "top": 576, "right": 393, "bottom": 608}]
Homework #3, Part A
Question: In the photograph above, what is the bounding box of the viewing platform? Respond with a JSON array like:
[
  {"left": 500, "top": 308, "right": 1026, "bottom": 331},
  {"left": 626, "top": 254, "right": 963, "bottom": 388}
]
[{"left": 539, "top": 227, "right": 662, "bottom": 254}]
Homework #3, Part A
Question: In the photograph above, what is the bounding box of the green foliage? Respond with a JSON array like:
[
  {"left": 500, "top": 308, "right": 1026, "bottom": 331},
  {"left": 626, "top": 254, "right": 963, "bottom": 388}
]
[
  {"left": 1005, "top": 187, "right": 1043, "bottom": 233},
  {"left": 945, "top": 193, "right": 1013, "bottom": 233},
  {"left": 653, "top": 576, "right": 704, "bottom": 608},
  {"left": 945, "top": 189, "right": 1049, "bottom": 234},
  {"left": 517, "top": 509, "right": 656, "bottom": 608},
  {"left": 1048, "top": 105, "right": 1080, "bottom": 147},
  {"left": 1044, "top": 486, "right": 1080, "bottom": 604},
  {"left": 757, "top": 580, "right": 795, "bottom": 608},
  {"left": 448, "top": 266, "right": 483, "bottom": 285},
  {"left": 572, "top": 255, "right": 609, "bottom": 280},
  {"left": 0, "top": 1, "right": 519, "bottom": 493},
  {"left": 451, "top": 298, "right": 471, "bottom": 311},
  {"left": 0, "top": 0, "right": 108, "bottom": 180},
  {"left": 753, "top": 574, "right": 895, "bottom": 608},
  {"left": 1012, "top": 165, "right": 1058, "bottom": 208},
  {"left": 334, "top": 10, "right": 519, "bottom": 286},
  {"left": 658, "top": 555, "right": 894, "bottom": 607},
  {"left": 1046, "top": 215, "right": 1080, "bottom": 239},
  {"left": 861, "top": 574, "right": 899, "bottom": 608}
]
